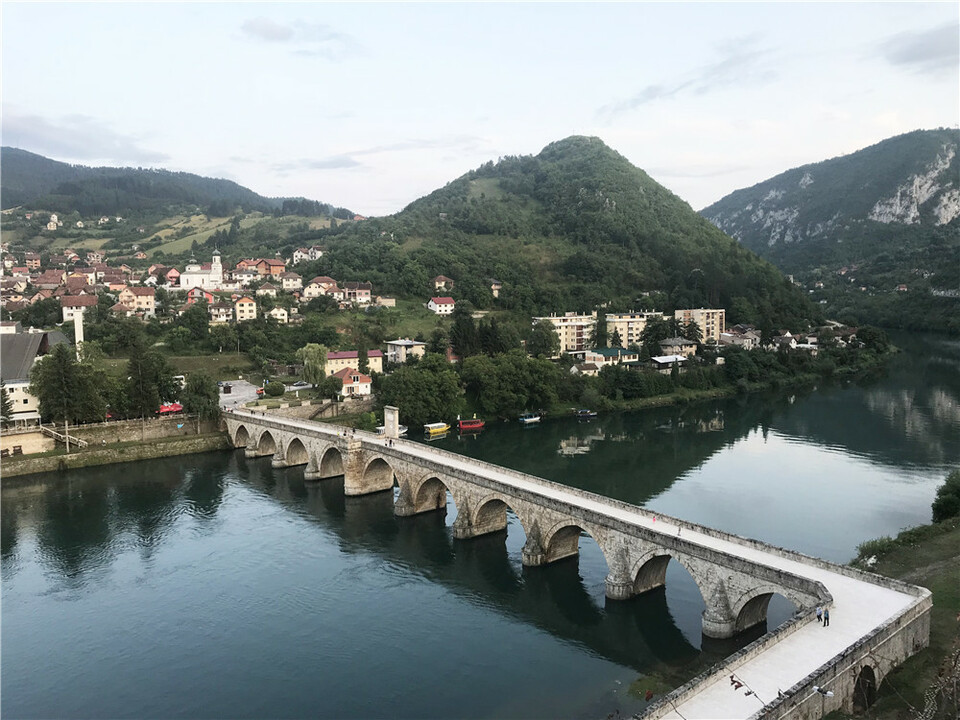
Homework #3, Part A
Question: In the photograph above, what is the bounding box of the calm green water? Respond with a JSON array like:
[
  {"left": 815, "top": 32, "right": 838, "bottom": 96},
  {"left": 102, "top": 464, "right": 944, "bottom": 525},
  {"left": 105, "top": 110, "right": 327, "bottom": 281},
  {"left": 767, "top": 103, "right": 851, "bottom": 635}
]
[{"left": 3, "top": 332, "right": 957, "bottom": 719}]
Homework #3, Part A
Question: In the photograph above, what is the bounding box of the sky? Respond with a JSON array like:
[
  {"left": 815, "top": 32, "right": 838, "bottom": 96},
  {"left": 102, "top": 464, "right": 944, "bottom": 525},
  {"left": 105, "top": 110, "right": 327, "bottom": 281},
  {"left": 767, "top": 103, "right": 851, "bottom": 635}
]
[{"left": 2, "top": 2, "right": 958, "bottom": 216}]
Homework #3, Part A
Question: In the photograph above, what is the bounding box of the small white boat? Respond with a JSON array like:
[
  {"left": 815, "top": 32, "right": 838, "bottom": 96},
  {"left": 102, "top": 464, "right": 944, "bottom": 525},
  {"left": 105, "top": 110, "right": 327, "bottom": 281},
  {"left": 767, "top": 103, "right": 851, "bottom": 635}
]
[
  {"left": 518, "top": 412, "right": 541, "bottom": 425},
  {"left": 375, "top": 425, "right": 408, "bottom": 437}
]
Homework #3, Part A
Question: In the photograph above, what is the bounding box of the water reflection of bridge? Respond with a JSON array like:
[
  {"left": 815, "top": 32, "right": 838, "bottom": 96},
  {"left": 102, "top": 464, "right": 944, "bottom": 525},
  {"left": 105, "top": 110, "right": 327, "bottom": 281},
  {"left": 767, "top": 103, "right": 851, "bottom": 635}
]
[{"left": 225, "top": 410, "right": 931, "bottom": 719}]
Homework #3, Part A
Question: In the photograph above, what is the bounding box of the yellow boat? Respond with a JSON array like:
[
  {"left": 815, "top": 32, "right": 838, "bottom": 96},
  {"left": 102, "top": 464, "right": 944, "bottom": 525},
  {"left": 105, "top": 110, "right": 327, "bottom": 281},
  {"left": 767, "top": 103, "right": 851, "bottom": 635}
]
[{"left": 424, "top": 422, "right": 450, "bottom": 437}]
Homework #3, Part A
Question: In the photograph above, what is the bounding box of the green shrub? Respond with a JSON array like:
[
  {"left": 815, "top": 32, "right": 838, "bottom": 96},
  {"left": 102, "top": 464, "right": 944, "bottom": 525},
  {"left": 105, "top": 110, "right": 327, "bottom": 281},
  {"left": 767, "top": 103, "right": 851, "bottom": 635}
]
[
  {"left": 265, "top": 381, "right": 285, "bottom": 397},
  {"left": 932, "top": 469, "right": 960, "bottom": 523}
]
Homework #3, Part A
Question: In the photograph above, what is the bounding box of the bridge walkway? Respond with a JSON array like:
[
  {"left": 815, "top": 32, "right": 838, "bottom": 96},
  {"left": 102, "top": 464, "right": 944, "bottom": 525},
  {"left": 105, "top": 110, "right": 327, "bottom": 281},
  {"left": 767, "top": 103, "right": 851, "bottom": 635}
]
[{"left": 227, "top": 410, "right": 923, "bottom": 718}]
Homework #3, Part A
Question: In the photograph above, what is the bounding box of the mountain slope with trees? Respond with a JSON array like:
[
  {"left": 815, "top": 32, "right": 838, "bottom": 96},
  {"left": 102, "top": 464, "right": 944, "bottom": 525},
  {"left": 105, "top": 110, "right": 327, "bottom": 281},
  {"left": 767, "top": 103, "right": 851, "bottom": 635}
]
[
  {"left": 0, "top": 147, "right": 353, "bottom": 219},
  {"left": 303, "top": 136, "right": 818, "bottom": 329},
  {"left": 701, "top": 129, "right": 960, "bottom": 332}
]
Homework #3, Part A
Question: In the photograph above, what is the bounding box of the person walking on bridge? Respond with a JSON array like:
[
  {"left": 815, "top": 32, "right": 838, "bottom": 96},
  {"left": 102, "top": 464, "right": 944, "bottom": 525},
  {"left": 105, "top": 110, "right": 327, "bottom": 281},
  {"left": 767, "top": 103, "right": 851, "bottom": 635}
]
[
  {"left": 823, "top": 607, "right": 830, "bottom": 627},
  {"left": 816, "top": 605, "right": 822, "bottom": 623}
]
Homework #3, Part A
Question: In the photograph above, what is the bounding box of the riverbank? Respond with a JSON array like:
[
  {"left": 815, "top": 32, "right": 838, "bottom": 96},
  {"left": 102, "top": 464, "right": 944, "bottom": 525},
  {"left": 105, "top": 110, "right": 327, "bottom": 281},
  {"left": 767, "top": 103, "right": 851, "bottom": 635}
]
[
  {"left": 829, "top": 517, "right": 960, "bottom": 718},
  {"left": 0, "top": 433, "right": 232, "bottom": 481}
]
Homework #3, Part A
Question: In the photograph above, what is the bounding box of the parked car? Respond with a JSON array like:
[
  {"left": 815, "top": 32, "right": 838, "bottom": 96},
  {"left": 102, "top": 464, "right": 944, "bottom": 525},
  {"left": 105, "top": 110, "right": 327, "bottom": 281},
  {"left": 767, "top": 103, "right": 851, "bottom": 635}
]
[{"left": 292, "top": 380, "right": 309, "bottom": 387}]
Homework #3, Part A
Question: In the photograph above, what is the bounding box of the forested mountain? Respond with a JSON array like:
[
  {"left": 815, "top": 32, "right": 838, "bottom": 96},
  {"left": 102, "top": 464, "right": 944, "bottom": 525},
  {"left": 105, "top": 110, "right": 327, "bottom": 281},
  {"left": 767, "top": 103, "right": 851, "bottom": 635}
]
[
  {"left": 0, "top": 147, "right": 353, "bottom": 219},
  {"left": 303, "top": 136, "right": 818, "bottom": 329},
  {"left": 701, "top": 129, "right": 960, "bottom": 333}
]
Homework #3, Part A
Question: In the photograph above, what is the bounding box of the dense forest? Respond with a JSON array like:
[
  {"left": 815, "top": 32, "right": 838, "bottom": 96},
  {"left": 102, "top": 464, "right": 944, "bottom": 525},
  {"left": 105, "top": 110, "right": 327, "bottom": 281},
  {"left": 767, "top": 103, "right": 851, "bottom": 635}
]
[{"left": 0, "top": 147, "right": 353, "bottom": 219}]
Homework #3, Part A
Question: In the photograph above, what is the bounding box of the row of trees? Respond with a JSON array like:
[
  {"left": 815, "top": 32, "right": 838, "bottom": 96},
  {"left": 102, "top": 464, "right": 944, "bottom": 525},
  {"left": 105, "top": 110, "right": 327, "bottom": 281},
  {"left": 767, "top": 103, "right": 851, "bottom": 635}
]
[
  {"left": 374, "top": 328, "right": 891, "bottom": 428},
  {"left": 27, "top": 340, "right": 219, "bottom": 427}
]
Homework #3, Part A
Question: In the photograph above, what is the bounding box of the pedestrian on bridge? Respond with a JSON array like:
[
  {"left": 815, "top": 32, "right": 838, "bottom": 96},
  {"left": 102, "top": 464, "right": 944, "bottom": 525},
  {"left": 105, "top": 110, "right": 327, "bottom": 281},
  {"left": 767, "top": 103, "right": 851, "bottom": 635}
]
[
  {"left": 816, "top": 605, "right": 823, "bottom": 623},
  {"left": 823, "top": 607, "right": 830, "bottom": 627}
]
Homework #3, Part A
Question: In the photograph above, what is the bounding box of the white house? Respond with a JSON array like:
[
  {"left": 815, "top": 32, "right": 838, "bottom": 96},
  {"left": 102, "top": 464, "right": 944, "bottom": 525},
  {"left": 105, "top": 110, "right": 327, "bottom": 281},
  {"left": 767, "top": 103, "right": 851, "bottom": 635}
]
[
  {"left": 428, "top": 296, "right": 455, "bottom": 315},
  {"left": 332, "top": 367, "right": 372, "bottom": 398}
]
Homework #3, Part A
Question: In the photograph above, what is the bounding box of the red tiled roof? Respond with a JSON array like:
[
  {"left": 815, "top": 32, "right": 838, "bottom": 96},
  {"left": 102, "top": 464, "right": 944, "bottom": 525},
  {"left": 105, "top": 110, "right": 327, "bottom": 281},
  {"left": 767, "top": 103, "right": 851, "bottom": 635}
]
[
  {"left": 430, "top": 296, "right": 455, "bottom": 304},
  {"left": 327, "top": 350, "right": 383, "bottom": 360}
]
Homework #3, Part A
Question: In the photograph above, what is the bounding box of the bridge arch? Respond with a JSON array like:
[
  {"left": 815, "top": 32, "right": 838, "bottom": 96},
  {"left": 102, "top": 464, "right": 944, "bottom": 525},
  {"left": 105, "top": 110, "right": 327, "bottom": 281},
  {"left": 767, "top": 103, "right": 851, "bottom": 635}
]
[
  {"left": 473, "top": 494, "right": 529, "bottom": 539},
  {"left": 284, "top": 438, "right": 309, "bottom": 466},
  {"left": 395, "top": 472, "right": 460, "bottom": 517},
  {"left": 360, "top": 456, "right": 395, "bottom": 494},
  {"left": 256, "top": 431, "right": 277, "bottom": 456},
  {"left": 233, "top": 425, "right": 250, "bottom": 448},
  {"left": 629, "top": 549, "right": 705, "bottom": 599},
  {"left": 540, "top": 520, "right": 610, "bottom": 568},
  {"left": 318, "top": 445, "right": 344, "bottom": 477},
  {"left": 853, "top": 664, "right": 878, "bottom": 711},
  {"left": 730, "top": 584, "right": 801, "bottom": 634}
]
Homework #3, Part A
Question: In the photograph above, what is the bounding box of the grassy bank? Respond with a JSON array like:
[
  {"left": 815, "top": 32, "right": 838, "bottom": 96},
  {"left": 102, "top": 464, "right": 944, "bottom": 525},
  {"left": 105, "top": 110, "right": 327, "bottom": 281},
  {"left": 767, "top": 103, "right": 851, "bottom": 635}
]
[{"left": 827, "top": 518, "right": 960, "bottom": 718}]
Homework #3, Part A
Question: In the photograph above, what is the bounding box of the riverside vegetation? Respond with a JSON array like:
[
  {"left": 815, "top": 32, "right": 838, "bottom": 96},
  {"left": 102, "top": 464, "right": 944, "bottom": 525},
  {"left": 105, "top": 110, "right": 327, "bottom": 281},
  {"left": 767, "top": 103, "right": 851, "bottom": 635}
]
[{"left": 837, "top": 469, "right": 960, "bottom": 719}]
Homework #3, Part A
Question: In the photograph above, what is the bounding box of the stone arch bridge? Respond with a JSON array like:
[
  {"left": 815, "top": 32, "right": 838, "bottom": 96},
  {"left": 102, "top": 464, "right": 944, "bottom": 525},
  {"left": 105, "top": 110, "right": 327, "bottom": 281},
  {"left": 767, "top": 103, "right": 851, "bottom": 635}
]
[{"left": 224, "top": 410, "right": 930, "bottom": 718}]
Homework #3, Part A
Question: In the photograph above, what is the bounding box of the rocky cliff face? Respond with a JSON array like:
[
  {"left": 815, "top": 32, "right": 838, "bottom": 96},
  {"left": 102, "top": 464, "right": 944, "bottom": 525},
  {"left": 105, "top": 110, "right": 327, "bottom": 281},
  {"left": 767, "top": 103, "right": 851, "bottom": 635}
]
[{"left": 701, "top": 129, "right": 960, "bottom": 258}]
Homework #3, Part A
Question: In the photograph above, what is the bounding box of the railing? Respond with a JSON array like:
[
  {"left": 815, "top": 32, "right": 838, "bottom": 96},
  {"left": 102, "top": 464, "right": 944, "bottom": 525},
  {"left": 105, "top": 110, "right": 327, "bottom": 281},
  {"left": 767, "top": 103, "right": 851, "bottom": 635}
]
[{"left": 40, "top": 424, "right": 88, "bottom": 448}]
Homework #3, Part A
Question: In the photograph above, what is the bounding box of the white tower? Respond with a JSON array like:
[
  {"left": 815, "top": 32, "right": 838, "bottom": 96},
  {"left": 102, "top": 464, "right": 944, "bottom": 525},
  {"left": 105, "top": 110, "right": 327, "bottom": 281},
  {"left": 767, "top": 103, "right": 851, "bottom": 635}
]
[
  {"left": 211, "top": 250, "right": 223, "bottom": 288},
  {"left": 74, "top": 310, "right": 85, "bottom": 359}
]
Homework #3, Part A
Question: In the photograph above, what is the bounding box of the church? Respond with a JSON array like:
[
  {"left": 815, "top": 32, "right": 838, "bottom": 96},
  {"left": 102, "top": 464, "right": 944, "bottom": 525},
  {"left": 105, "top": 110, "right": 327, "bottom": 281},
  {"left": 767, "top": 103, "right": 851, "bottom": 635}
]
[{"left": 179, "top": 251, "right": 224, "bottom": 290}]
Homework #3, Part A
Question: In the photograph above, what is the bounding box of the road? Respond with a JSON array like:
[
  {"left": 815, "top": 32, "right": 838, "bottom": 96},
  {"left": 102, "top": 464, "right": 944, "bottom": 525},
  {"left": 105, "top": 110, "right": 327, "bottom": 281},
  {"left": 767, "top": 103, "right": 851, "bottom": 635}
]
[{"left": 218, "top": 380, "right": 261, "bottom": 409}]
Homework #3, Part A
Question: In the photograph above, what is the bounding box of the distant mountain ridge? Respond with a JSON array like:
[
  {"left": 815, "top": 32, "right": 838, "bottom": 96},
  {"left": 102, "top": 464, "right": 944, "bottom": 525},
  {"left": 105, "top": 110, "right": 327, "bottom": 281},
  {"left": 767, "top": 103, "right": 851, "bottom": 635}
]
[
  {"left": 0, "top": 147, "right": 352, "bottom": 218},
  {"left": 701, "top": 129, "right": 960, "bottom": 265}
]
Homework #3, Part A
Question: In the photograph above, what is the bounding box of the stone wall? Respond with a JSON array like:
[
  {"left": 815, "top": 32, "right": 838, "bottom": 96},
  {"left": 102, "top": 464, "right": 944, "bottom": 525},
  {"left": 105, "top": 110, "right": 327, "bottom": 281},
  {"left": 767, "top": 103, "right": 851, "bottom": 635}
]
[{"left": 0, "top": 434, "right": 232, "bottom": 480}]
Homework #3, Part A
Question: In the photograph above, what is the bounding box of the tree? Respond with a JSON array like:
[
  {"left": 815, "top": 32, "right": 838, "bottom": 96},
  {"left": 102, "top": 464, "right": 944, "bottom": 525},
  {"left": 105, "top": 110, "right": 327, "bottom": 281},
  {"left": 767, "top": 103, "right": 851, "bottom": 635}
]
[
  {"left": 527, "top": 320, "right": 560, "bottom": 358},
  {"left": 29, "top": 343, "right": 107, "bottom": 425},
  {"left": 180, "top": 372, "right": 220, "bottom": 431},
  {"left": 682, "top": 320, "right": 703, "bottom": 344},
  {"left": 177, "top": 302, "right": 209, "bottom": 341},
  {"left": 125, "top": 336, "right": 179, "bottom": 419},
  {"left": 932, "top": 469, "right": 960, "bottom": 523},
  {"left": 377, "top": 353, "right": 463, "bottom": 427},
  {"left": 639, "top": 316, "right": 670, "bottom": 357},
  {"left": 449, "top": 306, "right": 480, "bottom": 358},
  {"left": 296, "top": 343, "right": 328, "bottom": 386},
  {"left": 609, "top": 329, "right": 623, "bottom": 348},
  {"left": 0, "top": 381, "right": 12, "bottom": 427},
  {"left": 358, "top": 348, "right": 370, "bottom": 374},
  {"left": 589, "top": 317, "right": 608, "bottom": 349},
  {"left": 265, "top": 381, "right": 285, "bottom": 397}
]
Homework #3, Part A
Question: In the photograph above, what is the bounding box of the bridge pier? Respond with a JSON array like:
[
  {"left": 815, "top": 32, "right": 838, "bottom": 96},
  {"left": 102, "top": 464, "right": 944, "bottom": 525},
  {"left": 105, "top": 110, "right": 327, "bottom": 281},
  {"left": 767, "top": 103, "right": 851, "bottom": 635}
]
[
  {"left": 701, "top": 578, "right": 739, "bottom": 639},
  {"left": 343, "top": 441, "right": 395, "bottom": 496},
  {"left": 271, "top": 451, "right": 290, "bottom": 468},
  {"left": 245, "top": 446, "right": 273, "bottom": 458}
]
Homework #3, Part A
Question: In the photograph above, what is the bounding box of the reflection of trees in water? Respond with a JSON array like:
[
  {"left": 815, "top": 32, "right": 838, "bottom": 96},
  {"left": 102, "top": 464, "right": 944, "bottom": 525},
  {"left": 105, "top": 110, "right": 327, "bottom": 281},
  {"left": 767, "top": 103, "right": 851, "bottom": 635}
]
[
  {"left": 7, "top": 453, "right": 231, "bottom": 581},
  {"left": 773, "top": 336, "right": 960, "bottom": 467}
]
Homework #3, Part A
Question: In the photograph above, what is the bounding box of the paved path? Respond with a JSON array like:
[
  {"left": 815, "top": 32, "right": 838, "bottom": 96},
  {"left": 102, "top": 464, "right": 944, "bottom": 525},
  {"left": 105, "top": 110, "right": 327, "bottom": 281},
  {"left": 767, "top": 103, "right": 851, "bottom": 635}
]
[
  {"left": 219, "top": 380, "right": 260, "bottom": 410},
  {"left": 228, "top": 410, "right": 921, "bottom": 718}
]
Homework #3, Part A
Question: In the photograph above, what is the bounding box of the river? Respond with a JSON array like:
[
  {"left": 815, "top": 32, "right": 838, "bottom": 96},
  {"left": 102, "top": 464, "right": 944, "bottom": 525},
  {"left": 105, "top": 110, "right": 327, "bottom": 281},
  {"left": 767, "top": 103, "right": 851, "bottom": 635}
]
[{"left": 3, "top": 332, "right": 958, "bottom": 718}]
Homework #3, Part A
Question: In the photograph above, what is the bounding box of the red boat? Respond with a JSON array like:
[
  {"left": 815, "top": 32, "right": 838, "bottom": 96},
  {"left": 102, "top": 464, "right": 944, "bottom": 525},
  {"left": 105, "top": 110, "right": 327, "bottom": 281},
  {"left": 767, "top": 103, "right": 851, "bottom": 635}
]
[{"left": 458, "top": 415, "right": 485, "bottom": 432}]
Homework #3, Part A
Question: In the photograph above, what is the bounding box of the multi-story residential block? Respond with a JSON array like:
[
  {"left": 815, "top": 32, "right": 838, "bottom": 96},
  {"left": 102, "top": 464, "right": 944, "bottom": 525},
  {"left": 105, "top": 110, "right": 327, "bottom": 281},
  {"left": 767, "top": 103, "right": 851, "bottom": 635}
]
[
  {"left": 385, "top": 338, "right": 426, "bottom": 364},
  {"left": 325, "top": 350, "right": 384, "bottom": 376},
  {"left": 118, "top": 286, "right": 156, "bottom": 317},
  {"left": 605, "top": 311, "right": 669, "bottom": 347},
  {"left": 531, "top": 311, "right": 597, "bottom": 355},
  {"left": 234, "top": 296, "right": 257, "bottom": 322},
  {"left": 674, "top": 308, "right": 726, "bottom": 343}
]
